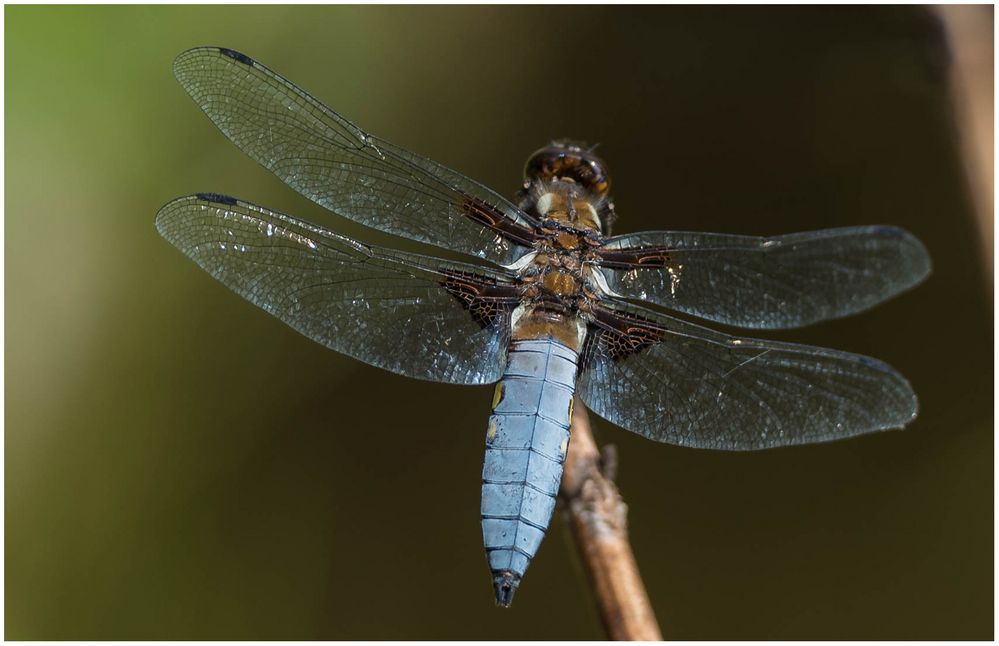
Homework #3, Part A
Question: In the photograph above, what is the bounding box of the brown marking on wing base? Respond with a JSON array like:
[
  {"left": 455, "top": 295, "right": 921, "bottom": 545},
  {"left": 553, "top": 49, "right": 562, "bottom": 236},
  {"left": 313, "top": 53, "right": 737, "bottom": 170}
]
[
  {"left": 588, "top": 304, "right": 668, "bottom": 362},
  {"left": 595, "top": 247, "right": 674, "bottom": 269},
  {"left": 440, "top": 269, "right": 521, "bottom": 329},
  {"left": 461, "top": 196, "right": 540, "bottom": 247}
]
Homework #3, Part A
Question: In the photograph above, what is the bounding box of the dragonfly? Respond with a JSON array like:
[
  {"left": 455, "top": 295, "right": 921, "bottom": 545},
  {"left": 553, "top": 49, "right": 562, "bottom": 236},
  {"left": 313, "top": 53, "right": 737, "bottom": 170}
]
[{"left": 156, "top": 47, "right": 931, "bottom": 607}]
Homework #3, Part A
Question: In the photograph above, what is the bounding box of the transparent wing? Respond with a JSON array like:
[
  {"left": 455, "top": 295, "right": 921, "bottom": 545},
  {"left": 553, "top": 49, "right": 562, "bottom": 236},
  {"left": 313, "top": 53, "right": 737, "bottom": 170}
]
[
  {"left": 595, "top": 226, "right": 931, "bottom": 329},
  {"left": 577, "top": 301, "right": 917, "bottom": 450},
  {"left": 156, "top": 193, "right": 522, "bottom": 385},
  {"left": 172, "top": 47, "right": 539, "bottom": 268}
]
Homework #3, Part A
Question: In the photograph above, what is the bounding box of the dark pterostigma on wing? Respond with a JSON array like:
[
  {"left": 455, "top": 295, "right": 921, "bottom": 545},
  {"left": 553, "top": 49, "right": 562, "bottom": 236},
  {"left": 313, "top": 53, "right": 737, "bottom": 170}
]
[
  {"left": 155, "top": 192, "right": 521, "bottom": 385},
  {"left": 597, "top": 226, "right": 931, "bottom": 329},
  {"left": 578, "top": 299, "right": 918, "bottom": 450},
  {"left": 172, "top": 46, "right": 538, "bottom": 269}
]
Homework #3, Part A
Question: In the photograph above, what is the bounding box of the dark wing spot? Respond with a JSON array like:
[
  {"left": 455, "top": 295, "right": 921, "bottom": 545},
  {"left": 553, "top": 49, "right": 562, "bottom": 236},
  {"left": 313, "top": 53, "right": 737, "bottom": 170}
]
[
  {"left": 218, "top": 48, "right": 255, "bottom": 66},
  {"left": 196, "top": 192, "right": 238, "bottom": 206}
]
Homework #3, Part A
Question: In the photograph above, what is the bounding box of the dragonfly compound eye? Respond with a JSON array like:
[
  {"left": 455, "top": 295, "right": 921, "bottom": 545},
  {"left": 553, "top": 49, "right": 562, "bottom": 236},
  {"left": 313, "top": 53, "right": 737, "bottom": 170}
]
[{"left": 524, "top": 141, "right": 611, "bottom": 198}]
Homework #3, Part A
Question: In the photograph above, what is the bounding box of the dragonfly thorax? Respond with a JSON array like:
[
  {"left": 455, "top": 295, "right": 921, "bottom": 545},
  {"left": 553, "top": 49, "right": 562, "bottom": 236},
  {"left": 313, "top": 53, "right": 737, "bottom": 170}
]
[
  {"left": 535, "top": 188, "right": 601, "bottom": 232},
  {"left": 512, "top": 241, "right": 597, "bottom": 352}
]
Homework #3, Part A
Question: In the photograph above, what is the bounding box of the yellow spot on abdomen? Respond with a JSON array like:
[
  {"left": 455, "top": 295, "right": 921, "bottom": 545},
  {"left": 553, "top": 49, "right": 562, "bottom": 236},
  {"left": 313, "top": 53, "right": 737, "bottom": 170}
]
[
  {"left": 487, "top": 419, "right": 498, "bottom": 443},
  {"left": 567, "top": 397, "right": 574, "bottom": 425},
  {"left": 492, "top": 382, "right": 505, "bottom": 410}
]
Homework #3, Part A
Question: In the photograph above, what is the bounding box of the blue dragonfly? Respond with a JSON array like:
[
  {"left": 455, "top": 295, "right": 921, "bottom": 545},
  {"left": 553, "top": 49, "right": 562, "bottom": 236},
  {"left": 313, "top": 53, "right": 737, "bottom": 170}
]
[{"left": 156, "top": 47, "right": 931, "bottom": 606}]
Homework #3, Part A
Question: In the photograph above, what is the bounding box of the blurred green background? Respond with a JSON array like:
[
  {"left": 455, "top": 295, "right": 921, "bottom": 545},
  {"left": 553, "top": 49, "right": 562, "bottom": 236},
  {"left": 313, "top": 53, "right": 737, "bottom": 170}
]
[{"left": 6, "top": 5, "right": 992, "bottom": 640}]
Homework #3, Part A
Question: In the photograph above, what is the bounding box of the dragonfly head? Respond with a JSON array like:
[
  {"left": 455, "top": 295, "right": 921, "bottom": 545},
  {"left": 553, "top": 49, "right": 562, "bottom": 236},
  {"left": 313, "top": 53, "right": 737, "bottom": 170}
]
[
  {"left": 524, "top": 140, "right": 611, "bottom": 198},
  {"left": 522, "top": 141, "right": 617, "bottom": 234}
]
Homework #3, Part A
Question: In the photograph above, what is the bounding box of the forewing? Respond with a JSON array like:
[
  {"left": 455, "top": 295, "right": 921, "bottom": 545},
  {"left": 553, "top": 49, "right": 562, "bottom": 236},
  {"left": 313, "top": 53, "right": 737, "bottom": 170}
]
[
  {"left": 577, "top": 301, "right": 917, "bottom": 450},
  {"left": 156, "top": 194, "right": 521, "bottom": 384},
  {"left": 596, "top": 226, "right": 930, "bottom": 329},
  {"left": 172, "top": 47, "right": 538, "bottom": 267}
]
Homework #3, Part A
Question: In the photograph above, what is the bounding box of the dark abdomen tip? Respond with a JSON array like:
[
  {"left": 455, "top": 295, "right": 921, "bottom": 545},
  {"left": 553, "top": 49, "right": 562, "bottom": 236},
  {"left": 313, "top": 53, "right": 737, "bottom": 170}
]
[{"left": 493, "top": 571, "right": 520, "bottom": 607}]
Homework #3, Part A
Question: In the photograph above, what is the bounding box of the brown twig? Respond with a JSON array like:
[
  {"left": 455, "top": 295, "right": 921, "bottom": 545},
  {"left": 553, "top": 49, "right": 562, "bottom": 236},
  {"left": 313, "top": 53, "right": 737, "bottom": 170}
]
[
  {"left": 935, "top": 6, "right": 994, "bottom": 289},
  {"left": 560, "top": 397, "right": 663, "bottom": 641}
]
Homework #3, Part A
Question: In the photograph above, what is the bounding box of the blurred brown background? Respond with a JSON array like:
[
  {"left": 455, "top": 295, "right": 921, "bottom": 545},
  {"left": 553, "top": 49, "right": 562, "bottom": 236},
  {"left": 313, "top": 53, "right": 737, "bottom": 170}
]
[{"left": 6, "top": 5, "right": 992, "bottom": 639}]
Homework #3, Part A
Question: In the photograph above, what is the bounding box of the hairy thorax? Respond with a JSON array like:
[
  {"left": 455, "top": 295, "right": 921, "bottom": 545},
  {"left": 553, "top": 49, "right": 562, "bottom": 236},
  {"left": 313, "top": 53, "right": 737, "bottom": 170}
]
[{"left": 510, "top": 183, "right": 608, "bottom": 352}]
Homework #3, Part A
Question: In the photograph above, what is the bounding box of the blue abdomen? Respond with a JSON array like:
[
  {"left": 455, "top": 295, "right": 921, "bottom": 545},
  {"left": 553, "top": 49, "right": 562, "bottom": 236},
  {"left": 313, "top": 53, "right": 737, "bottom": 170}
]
[{"left": 481, "top": 338, "right": 578, "bottom": 606}]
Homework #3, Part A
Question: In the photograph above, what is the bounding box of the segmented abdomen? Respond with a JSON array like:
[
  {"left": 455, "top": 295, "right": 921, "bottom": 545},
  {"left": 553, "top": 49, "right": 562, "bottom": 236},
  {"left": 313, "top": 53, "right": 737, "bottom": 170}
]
[{"left": 481, "top": 338, "right": 578, "bottom": 606}]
